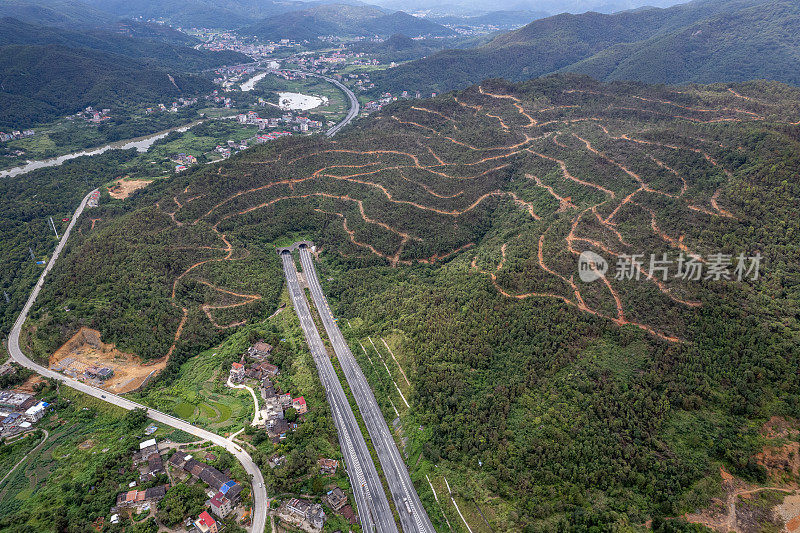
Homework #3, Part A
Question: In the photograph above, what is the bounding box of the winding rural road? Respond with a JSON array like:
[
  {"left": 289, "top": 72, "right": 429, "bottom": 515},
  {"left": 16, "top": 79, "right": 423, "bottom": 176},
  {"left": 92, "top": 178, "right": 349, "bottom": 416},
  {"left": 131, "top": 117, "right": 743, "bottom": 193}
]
[
  {"left": 281, "top": 250, "right": 398, "bottom": 533},
  {"left": 278, "top": 69, "right": 360, "bottom": 137},
  {"left": 7, "top": 189, "right": 268, "bottom": 533},
  {"left": 298, "top": 246, "right": 435, "bottom": 533}
]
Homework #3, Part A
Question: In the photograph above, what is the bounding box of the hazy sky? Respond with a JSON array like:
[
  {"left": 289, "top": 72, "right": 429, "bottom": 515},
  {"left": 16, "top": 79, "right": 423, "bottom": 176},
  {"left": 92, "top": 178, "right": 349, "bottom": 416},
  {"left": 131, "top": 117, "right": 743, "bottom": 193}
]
[{"left": 371, "top": 0, "right": 689, "bottom": 15}]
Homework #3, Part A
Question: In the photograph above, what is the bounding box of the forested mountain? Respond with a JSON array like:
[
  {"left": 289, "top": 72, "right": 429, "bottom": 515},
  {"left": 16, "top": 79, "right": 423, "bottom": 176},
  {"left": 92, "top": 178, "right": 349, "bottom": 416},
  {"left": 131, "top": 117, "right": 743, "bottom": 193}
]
[
  {"left": 79, "top": 0, "right": 348, "bottom": 28},
  {"left": 0, "top": 16, "right": 248, "bottom": 128},
  {"left": 0, "top": 18, "right": 248, "bottom": 70},
  {"left": 0, "top": 0, "right": 114, "bottom": 28},
  {"left": 239, "top": 4, "right": 455, "bottom": 42},
  {"left": 429, "top": 9, "right": 549, "bottom": 29},
  {"left": 563, "top": 0, "right": 800, "bottom": 84},
  {"left": 25, "top": 74, "right": 800, "bottom": 529},
  {"left": 0, "top": 44, "right": 213, "bottom": 128},
  {"left": 370, "top": 0, "right": 800, "bottom": 94}
]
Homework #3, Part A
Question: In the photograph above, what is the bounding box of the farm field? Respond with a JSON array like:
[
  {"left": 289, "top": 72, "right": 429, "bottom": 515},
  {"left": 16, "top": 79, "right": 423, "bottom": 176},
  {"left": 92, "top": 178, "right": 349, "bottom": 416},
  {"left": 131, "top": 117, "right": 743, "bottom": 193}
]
[
  {"left": 255, "top": 74, "right": 348, "bottom": 124},
  {"left": 128, "top": 345, "right": 252, "bottom": 435}
]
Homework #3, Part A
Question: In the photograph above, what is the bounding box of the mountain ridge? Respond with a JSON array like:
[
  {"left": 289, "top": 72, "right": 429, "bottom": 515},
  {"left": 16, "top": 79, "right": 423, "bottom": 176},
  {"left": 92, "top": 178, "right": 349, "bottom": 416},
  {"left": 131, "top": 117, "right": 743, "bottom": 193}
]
[{"left": 369, "top": 0, "right": 800, "bottom": 94}]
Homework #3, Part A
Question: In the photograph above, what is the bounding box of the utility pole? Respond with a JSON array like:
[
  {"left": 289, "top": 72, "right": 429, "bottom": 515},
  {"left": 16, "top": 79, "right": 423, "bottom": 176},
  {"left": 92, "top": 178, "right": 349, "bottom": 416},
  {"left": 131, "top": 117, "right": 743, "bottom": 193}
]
[
  {"left": 3, "top": 291, "right": 9, "bottom": 303},
  {"left": 49, "top": 216, "right": 59, "bottom": 239},
  {"left": 29, "top": 247, "right": 35, "bottom": 261}
]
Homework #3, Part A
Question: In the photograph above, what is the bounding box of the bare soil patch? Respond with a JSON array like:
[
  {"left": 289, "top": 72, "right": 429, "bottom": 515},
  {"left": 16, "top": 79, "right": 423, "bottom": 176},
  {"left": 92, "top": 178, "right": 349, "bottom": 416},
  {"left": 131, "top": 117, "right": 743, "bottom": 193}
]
[
  {"left": 13, "top": 374, "right": 46, "bottom": 394},
  {"left": 108, "top": 178, "right": 152, "bottom": 199},
  {"left": 49, "top": 327, "right": 165, "bottom": 393},
  {"left": 685, "top": 418, "right": 800, "bottom": 532}
]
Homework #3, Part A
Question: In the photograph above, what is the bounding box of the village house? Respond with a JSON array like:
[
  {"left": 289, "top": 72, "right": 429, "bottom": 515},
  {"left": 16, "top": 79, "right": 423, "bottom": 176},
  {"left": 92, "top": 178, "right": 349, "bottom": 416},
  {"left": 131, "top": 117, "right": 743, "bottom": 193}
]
[
  {"left": 318, "top": 458, "right": 338, "bottom": 475},
  {"left": 229, "top": 362, "right": 245, "bottom": 383},
  {"left": 248, "top": 341, "right": 273, "bottom": 359},
  {"left": 168, "top": 451, "right": 242, "bottom": 502},
  {"left": 194, "top": 510, "right": 218, "bottom": 533},
  {"left": 114, "top": 485, "right": 167, "bottom": 510},
  {"left": 267, "top": 418, "right": 290, "bottom": 442},
  {"left": 278, "top": 393, "right": 293, "bottom": 409},
  {"left": 24, "top": 401, "right": 49, "bottom": 422},
  {"left": 278, "top": 498, "right": 326, "bottom": 532},
  {"left": 208, "top": 491, "right": 233, "bottom": 519},
  {"left": 324, "top": 487, "right": 347, "bottom": 512},
  {"left": 292, "top": 396, "right": 307, "bottom": 415},
  {"left": 260, "top": 378, "right": 276, "bottom": 400}
]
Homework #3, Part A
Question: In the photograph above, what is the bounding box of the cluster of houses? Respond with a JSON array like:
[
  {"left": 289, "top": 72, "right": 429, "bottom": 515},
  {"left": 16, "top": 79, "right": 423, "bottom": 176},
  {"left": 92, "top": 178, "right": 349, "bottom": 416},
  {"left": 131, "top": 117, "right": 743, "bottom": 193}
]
[
  {"left": 108, "top": 438, "right": 246, "bottom": 530},
  {"left": 145, "top": 96, "right": 199, "bottom": 114},
  {"left": 0, "top": 391, "right": 50, "bottom": 437},
  {"left": 237, "top": 110, "right": 323, "bottom": 133},
  {"left": 229, "top": 341, "right": 310, "bottom": 442},
  {"left": 50, "top": 357, "right": 114, "bottom": 385},
  {"left": 169, "top": 449, "right": 244, "bottom": 523},
  {"left": 72, "top": 106, "right": 111, "bottom": 123},
  {"left": 173, "top": 152, "right": 198, "bottom": 172},
  {"left": 271, "top": 486, "right": 354, "bottom": 532},
  {"left": 365, "top": 90, "right": 435, "bottom": 112},
  {"left": 0, "top": 129, "right": 34, "bottom": 142},
  {"left": 110, "top": 439, "right": 170, "bottom": 522}
]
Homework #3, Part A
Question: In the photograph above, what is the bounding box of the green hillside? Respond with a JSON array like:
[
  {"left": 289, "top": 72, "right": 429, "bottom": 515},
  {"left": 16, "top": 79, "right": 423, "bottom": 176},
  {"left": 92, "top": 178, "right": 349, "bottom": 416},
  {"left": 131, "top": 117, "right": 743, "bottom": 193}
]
[
  {"left": 0, "top": 44, "right": 213, "bottom": 128},
  {"left": 24, "top": 75, "right": 800, "bottom": 529},
  {"left": 369, "top": 0, "right": 800, "bottom": 95},
  {"left": 564, "top": 0, "right": 800, "bottom": 85},
  {"left": 0, "top": 18, "right": 248, "bottom": 71},
  {"left": 239, "top": 3, "right": 455, "bottom": 42}
]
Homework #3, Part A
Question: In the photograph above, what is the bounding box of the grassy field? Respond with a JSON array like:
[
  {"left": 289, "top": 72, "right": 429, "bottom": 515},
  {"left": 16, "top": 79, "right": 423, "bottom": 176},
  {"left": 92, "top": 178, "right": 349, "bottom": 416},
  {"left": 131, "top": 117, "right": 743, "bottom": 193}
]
[
  {"left": 128, "top": 345, "right": 253, "bottom": 435},
  {"left": 255, "top": 74, "right": 348, "bottom": 124},
  {"left": 0, "top": 387, "right": 150, "bottom": 529}
]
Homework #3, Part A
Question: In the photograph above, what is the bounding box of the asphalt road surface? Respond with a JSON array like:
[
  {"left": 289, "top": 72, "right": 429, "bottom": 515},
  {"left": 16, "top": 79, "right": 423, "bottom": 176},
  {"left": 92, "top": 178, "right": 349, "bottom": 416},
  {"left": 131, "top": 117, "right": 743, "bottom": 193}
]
[
  {"left": 298, "top": 246, "right": 436, "bottom": 533},
  {"left": 321, "top": 75, "right": 360, "bottom": 137},
  {"left": 278, "top": 69, "right": 360, "bottom": 137},
  {"left": 281, "top": 251, "right": 398, "bottom": 533},
  {"left": 7, "top": 189, "right": 268, "bottom": 533}
]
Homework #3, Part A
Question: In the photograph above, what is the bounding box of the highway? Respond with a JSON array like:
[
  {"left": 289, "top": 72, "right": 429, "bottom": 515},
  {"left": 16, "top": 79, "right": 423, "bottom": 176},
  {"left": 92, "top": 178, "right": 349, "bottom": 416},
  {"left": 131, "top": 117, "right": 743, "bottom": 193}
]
[
  {"left": 319, "top": 75, "right": 360, "bottom": 137},
  {"left": 298, "top": 246, "right": 436, "bottom": 533},
  {"left": 276, "top": 69, "right": 359, "bottom": 137},
  {"left": 7, "top": 189, "right": 268, "bottom": 533},
  {"left": 281, "top": 251, "right": 398, "bottom": 533}
]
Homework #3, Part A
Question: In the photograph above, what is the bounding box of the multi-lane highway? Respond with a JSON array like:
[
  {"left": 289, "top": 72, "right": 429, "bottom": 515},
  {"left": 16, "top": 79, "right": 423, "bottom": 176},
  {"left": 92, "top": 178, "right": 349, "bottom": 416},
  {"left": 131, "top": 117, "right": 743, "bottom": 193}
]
[
  {"left": 297, "top": 246, "right": 435, "bottom": 533},
  {"left": 279, "top": 70, "right": 360, "bottom": 137},
  {"left": 280, "top": 251, "right": 398, "bottom": 533},
  {"left": 319, "top": 75, "right": 360, "bottom": 137},
  {"left": 7, "top": 189, "right": 268, "bottom": 533}
]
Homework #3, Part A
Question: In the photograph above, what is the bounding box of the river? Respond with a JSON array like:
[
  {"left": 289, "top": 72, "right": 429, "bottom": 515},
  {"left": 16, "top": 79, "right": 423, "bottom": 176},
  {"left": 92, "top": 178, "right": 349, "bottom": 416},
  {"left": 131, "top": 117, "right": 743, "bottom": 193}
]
[{"left": 0, "top": 121, "right": 203, "bottom": 179}]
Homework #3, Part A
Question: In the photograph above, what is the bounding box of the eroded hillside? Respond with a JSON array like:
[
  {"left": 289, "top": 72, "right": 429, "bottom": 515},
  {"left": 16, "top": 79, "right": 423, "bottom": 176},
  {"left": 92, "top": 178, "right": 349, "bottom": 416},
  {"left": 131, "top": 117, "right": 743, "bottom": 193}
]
[{"left": 25, "top": 74, "right": 800, "bottom": 529}]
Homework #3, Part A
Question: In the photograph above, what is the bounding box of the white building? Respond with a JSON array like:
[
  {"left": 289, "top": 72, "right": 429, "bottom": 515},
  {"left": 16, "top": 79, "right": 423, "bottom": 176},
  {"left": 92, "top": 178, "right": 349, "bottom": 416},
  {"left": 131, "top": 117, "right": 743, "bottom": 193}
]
[{"left": 24, "top": 401, "right": 49, "bottom": 422}]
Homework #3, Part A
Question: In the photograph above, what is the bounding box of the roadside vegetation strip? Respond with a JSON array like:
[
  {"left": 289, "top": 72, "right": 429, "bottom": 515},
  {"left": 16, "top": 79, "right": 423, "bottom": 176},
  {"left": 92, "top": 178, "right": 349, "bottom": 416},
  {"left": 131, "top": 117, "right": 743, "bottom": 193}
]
[
  {"left": 445, "top": 477, "right": 473, "bottom": 533},
  {"left": 381, "top": 337, "right": 411, "bottom": 387},
  {"left": 369, "top": 337, "right": 410, "bottom": 408},
  {"left": 425, "top": 474, "right": 453, "bottom": 532}
]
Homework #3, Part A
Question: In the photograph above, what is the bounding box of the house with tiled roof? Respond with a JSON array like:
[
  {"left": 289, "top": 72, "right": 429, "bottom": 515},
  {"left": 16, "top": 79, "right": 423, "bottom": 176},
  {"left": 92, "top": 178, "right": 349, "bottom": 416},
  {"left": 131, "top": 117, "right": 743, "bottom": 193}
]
[
  {"left": 229, "top": 362, "right": 245, "bottom": 383},
  {"left": 194, "top": 510, "right": 218, "bottom": 533},
  {"left": 292, "top": 396, "right": 307, "bottom": 414}
]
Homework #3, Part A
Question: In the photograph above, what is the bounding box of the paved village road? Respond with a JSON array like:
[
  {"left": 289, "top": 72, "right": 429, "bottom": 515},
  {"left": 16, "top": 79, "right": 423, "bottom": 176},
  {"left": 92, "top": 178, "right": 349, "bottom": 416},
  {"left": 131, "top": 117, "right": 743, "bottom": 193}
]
[{"left": 7, "top": 189, "right": 268, "bottom": 533}]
